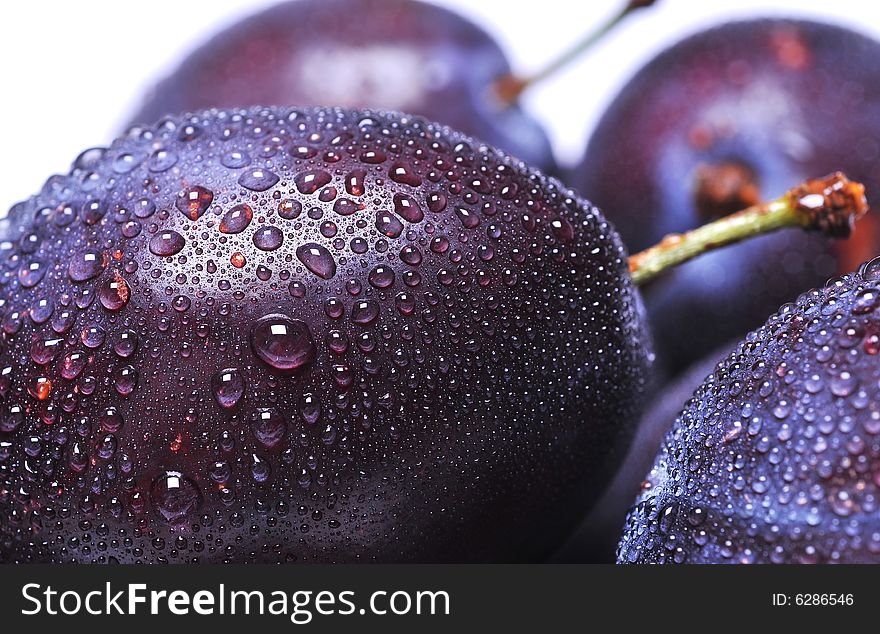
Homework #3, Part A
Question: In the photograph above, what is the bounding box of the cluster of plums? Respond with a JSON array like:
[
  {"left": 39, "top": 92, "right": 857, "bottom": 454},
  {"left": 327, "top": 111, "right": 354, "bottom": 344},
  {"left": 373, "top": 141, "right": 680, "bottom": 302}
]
[{"left": 1, "top": 0, "right": 879, "bottom": 564}]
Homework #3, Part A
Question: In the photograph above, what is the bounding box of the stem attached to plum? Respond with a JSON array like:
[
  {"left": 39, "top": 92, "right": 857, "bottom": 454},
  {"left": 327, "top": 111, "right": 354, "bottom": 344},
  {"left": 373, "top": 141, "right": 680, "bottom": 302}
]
[
  {"left": 629, "top": 172, "right": 869, "bottom": 286},
  {"left": 495, "top": 0, "right": 657, "bottom": 104}
]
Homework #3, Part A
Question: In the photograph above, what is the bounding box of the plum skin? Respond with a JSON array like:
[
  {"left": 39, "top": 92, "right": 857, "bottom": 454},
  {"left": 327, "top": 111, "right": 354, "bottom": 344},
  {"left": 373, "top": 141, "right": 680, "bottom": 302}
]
[
  {"left": 0, "top": 107, "right": 651, "bottom": 563},
  {"left": 131, "top": 0, "right": 556, "bottom": 172},
  {"left": 573, "top": 19, "right": 880, "bottom": 377},
  {"left": 619, "top": 259, "right": 880, "bottom": 563}
]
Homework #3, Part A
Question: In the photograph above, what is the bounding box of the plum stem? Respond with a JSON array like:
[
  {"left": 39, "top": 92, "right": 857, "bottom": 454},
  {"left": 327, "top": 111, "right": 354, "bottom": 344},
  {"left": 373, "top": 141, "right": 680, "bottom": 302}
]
[
  {"left": 629, "top": 172, "right": 869, "bottom": 286},
  {"left": 495, "top": 0, "right": 657, "bottom": 103}
]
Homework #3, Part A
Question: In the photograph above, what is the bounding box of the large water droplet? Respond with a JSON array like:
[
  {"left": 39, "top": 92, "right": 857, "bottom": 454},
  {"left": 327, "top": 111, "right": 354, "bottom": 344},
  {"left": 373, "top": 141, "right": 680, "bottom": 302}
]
[
  {"left": 250, "top": 314, "right": 316, "bottom": 371},
  {"left": 400, "top": 245, "right": 422, "bottom": 265},
  {"left": 830, "top": 371, "right": 858, "bottom": 397},
  {"left": 68, "top": 249, "right": 106, "bottom": 282},
  {"left": 149, "top": 230, "right": 186, "bottom": 256},
  {"left": 221, "top": 150, "right": 251, "bottom": 169},
  {"left": 113, "top": 330, "right": 138, "bottom": 358},
  {"left": 30, "top": 298, "right": 54, "bottom": 324},
  {"left": 81, "top": 325, "right": 106, "bottom": 348},
  {"left": 2, "top": 311, "right": 23, "bottom": 334},
  {"left": 18, "top": 261, "right": 46, "bottom": 288},
  {"left": 455, "top": 207, "right": 480, "bottom": 229},
  {"left": 351, "top": 299, "right": 380, "bottom": 325},
  {"left": 176, "top": 186, "right": 213, "bottom": 220},
  {"left": 359, "top": 146, "right": 386, "bottom": 163},
  {"left": 238, "top": 168, "right": 279, "bottom": 192},
  {"left": 99, "top": 407, "right": 124, "bottom": 432},
  {"left": 74, "top": 147, "right": 106, "bottom": 170},
  {"left": 253, "top": 226, "right": 284, "bottom": 251},
  {"left": 60, "top": 351, "right": 87, "bottom": 380},
  {"left": 333, "top": 198, "right": 361, "bottom": 216},
  {"left": 81, "top": 200, "right": 107, "bottom": 225},
  {"left": 99, "top": 273, "right": 129, "bottom": 311},
  {"left": 345, "top": 169, "right": 366, "bottom": 196},
  {"left": 278, "top": 199, "right": 302, "bottom": 220},
  {"left": 250, "top": 408, "right": 287, "bottom": 448},
  {"left": 251, "top": 454, "right": 271, "bottom": 483},
  {"left": 368, "top": 265, "right": 395, "bottom": 289},
  {"left": 28, "top": 376, "right": 52, "bottom": 400},
  {"left": 0, "top": 403, "right": 24, "bottom": 433},
  {"left": 296, "top": 243, "right": 336, "bottom": 279},
  {"left": 20, "top": 232, "right": 40, "bottom": 254},
  {"left": 133, "top": 199, "right": 156, "bottom": 219},
  {"left": 209, "top": 461, "right": 231, "bottom": 484},
  {"left": 30, "top": 337, "right": 63, "bottom": 365},
  {"left": 114, "top": 365, "right": 138, "bottom": 396},
  {"left": 853, "top": 288, "right": 880, "bottom": 315},
  {"left": 149, "top": 149, "right": 178, "bottom": 172},
  {"left": 389, "top": 162, "right": 422, "bottom": 187},
  {"left": 395, "top": 292, "right": 416, "bottom": 315},
  {"left": 551, "top": 217, "right": 574, "bottom": 242},
  {"left": 376, "top": 212, "right": 403, "bottom": 238},
  {"left": 219, "top": 204, "right": 253, "bottom": 234},
  {"left": 150, "top": 471, "right": 202, "bottom": 525},
  {"left": 295, "top": 169, "right": 332, "bottom": 194},
  {"left": 211, "top": 368, "right": 245, "bottom": 409},
  {"left": 426, "top": 192, "right": 447, "bottom": 213},
  {"left": 393, "top": 194, "right": 424, "bottom": 223},
  {"left": 231, "top": 252, "right": 246, "bottom": 268},
  {"left": 860, "top": 255, "right": 880, "bottom": 281}
]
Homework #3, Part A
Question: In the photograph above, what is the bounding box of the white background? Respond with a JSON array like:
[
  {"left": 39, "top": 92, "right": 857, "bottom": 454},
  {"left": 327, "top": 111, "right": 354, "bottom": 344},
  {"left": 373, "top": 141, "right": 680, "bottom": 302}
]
[{"left": 1, "top": 0, "right": 878, "bottom": 208}]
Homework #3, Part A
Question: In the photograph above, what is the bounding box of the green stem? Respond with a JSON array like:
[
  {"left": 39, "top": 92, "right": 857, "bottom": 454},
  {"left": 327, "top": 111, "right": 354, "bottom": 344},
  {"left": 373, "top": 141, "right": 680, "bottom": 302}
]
[
  {"left": 629, "top": 172, "right": 869, "bottom": 286},
  {"left": 495, "top": 0, "right": 657, "bottom": 103}
]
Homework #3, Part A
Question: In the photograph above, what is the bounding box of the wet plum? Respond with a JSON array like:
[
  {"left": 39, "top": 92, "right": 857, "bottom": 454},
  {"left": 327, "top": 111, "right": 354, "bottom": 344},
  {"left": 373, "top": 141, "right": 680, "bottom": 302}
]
[{"left": 0, "top": 107, "right": 652, "bottom": 563}]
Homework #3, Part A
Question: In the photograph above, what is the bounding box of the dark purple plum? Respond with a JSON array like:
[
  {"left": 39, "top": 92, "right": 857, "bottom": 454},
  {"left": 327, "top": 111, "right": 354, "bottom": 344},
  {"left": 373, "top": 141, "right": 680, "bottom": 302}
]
[
  {"left": 131, "top": 0, "right": 556, "bottom": 172},
  {"left": 573, "top": 19, "right": 880, "bottom": 377},
  {"left": 554, "top": 341, "right": 735, "bottom": 562},
  {"left": 619, "top": 258, "right": 880, "bottom": 563},
  {"left": 0, "top": 107, "right": 652, "bottom": 563}
]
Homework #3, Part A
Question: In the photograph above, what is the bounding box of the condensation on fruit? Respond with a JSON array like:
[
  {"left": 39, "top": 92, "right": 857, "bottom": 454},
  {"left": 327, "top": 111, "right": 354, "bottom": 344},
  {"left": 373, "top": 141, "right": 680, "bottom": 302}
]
[{"left": 0, "top": 107, "right": 650, "bottom": 563}]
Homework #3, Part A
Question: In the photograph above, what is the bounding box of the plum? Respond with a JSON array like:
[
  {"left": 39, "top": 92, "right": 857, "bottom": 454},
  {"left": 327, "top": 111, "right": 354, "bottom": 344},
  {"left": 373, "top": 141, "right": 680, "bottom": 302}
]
[
  {"left": 619, "top": 257, "right": 880, "bottom": 563},
  {"left": 0, "top": 106, "right": 652, "bottom": 563},
  {"left": 573, "top": 19, "right": 880, "bottom": 376},
  {"left": 131, "top": 0, "right": 556, "bottom": 171}
]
